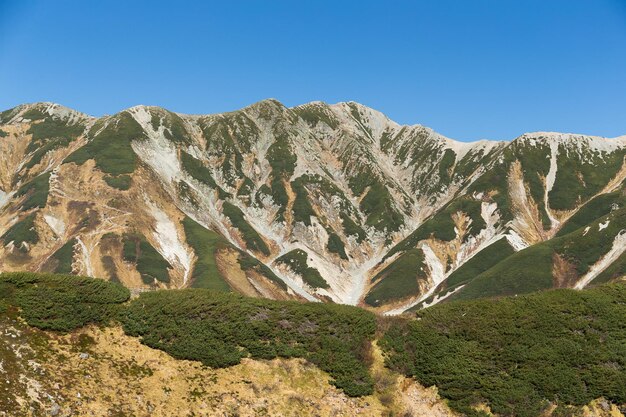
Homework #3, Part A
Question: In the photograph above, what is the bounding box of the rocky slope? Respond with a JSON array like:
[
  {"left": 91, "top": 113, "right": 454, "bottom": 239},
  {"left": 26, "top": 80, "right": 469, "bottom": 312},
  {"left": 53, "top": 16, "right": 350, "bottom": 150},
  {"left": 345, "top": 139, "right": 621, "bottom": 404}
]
[{"left": 0, "top": 101, "right": 624, "bottom": 311}]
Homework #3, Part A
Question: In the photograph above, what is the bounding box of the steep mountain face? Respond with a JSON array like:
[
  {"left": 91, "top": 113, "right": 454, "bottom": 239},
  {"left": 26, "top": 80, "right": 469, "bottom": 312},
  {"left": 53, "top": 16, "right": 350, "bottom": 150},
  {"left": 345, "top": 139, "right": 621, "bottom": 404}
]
[{"left": 0, "top": 101, "right": 624, "bottom": 311}]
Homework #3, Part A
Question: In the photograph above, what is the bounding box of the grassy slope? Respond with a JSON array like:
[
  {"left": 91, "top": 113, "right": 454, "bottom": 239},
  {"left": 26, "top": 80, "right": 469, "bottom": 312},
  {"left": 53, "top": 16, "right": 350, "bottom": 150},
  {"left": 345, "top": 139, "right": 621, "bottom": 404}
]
[
  {"left": 275, "top": 249, "right": 328, "bottom": 289},
  {"left": 381, "top": 284, "right": 626, "bottom": 417},
  {"left": 451, "top": 206, "right": 626, "bottom": 302},
  {"left": 222, "top": 202, "right": 270, "bottom": 256},
  {"left": 65, "top": 112, "right": 143, "bottom": 175},
  {"left": 122, "top": 234, "right": 172, "bottom": 285},
  {"left": 365, "top": 248, "right": 427, "bottom": 307},
  {"left": 181, "top": 216, "right": 231, "bottom": 291}
]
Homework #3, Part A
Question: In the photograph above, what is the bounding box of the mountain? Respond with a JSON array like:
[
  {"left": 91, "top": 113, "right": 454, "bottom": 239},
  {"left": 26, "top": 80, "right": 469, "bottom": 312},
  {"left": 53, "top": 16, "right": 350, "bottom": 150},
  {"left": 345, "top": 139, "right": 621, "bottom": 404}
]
[{"left": 0, "top": 101, "right": 624, "bottom": 312}]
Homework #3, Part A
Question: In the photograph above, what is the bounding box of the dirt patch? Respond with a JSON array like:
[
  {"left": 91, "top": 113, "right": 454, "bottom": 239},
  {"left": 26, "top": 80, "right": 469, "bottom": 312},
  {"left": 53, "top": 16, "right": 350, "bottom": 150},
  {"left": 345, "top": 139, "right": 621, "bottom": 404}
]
[{"left": 552, "top": 253, "right": 579, "bottom": 288}]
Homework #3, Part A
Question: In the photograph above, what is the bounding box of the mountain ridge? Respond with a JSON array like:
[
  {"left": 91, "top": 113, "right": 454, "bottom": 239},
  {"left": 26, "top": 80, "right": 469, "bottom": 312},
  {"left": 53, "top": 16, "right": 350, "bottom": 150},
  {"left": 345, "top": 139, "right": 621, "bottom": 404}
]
[
  {"left": 6, "top": 99, "right": 625, "bottom": 143},
  {"left": 0, "top": 99, "right": 624, "bottom": 312}
]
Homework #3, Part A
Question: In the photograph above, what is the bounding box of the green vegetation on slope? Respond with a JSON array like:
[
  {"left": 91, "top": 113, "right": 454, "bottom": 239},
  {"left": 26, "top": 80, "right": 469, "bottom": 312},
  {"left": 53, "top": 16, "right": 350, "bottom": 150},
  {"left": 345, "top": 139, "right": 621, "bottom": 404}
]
[
  {"left": 341, "top": 212, "right": 367, "bottom": 243},
  {"left": 381, "top": 284, "right": 626, "bottom": 417},
  {"left": 276, "top": 249, "right": 328, "bottom": 289},
  {"left": 65, "top": 112, "right": 143, "bottom": 175},
  {"left": 222, "top": 202, "right": 270, "bottom": 256},
  {"left": 327, "top": 232, "right": 348, "bottom": 260},
  {"left": 451, "top": 207, "right": 626, "bottom": 301},
  {"left": 121, "top": 289, "right": 376, "bottom": 396},
  {"left": 556, "top": 190, "right": 625, "bottom": 237},
  {"left": 180, "top": 151, "right": 231, "bottom": 199},
  {"left": 358, "top": 180, "right": 404, "bottom": 234},
  {"left": 15, "top": 172, "right": 51, "bottom": 210},
  {"left": 293, "top": 103, "right": 340, "bottom": 129},
  {"left": 0, "top": 272, "right": 129, "bottom": 332},
  {"left": 291, "top": 177, "right": 316, "bottom": 226},
  {"left": 1, "top": 213, "right": 39, "bottom": 249},
  {"left": 103, "top": 174, "right": 132, "bottom": 190},
  {"left": 549, "top": 147, "right": 624, "bottom": 211},
  {"left": 411, "top": 238, "right": 516, "bottom": 310},
  {"left": 21, "top": 109, "right": 86, "bottom": 171},
  {"left": 365, "top": 248, "right": 427, "bottom": 307},
  {"left": 449, "top": 241, "right": 554, "bottom": 302},
  {"left": 182, "top": 216, "right": 231, "bottom": 291},
  {"left": 384, "top": 197, "right": 486, "bottom": 262},
  {"left": 592, "top": 252, "right": 626, "bottom": 286},
  {"left": 267, "top": 133, "right": 297, "bottom": 223},
  {"left": 122, "top": 234, "right": 171, "bottom": 284},
  {"left": 236, "top": 251, "right": 288, "bottom": 290},
  {"left": 446, "top": 238, "right": 515, "bottom": 290},
  {"left": 49, "top": 239, "right": 76, "bottom": 274}
]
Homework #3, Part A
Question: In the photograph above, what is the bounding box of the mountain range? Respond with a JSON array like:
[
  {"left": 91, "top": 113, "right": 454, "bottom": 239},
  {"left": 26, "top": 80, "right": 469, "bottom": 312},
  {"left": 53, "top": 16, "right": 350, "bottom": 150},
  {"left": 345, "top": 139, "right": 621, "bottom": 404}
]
[{"left": 0, "top": 100, "right": 624, "bottom": 313}]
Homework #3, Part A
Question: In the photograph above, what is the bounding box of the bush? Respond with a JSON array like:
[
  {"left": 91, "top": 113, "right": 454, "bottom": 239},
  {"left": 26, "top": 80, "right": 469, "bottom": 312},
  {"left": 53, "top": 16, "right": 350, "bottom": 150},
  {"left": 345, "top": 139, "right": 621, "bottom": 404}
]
[
  {"left": 380, "top": 284, "right": 626, "bottom": 416},
  {"left": 121, "top": 289, "right": 376, "bottom": 396},
  {"left": 0, "top": 272, "right": 129, "bottom": 332}
]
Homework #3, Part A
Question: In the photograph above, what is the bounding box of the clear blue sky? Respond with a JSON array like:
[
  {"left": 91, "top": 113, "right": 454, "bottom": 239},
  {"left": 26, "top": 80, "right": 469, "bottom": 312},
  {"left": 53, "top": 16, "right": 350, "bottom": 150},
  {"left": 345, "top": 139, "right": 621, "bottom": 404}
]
[{"left": 1, "top": 0, "right": 625, "bottom": 141}]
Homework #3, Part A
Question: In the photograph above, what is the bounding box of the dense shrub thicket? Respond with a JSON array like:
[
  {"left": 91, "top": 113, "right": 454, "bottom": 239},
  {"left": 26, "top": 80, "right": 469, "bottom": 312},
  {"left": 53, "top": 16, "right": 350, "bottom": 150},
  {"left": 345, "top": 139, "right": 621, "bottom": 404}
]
[
  {"left": 0, "top": 272, "right": 129, "bottom": 331},
  {"left": 120, "top": 289, "right": 376, "bottom": 396},
  {"left": 380, "top": 284, "right": 626, "bottom": 417},
  {"left": 3, "top": 271, "right": 626, "bottom": 411}
]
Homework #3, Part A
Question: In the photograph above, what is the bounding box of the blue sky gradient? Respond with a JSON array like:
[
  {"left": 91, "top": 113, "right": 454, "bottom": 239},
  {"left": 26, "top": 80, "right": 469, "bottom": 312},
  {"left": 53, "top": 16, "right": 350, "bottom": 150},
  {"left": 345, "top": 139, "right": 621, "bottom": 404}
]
[{"left": 1, "top": 0, "right": 625, "bottom": 141}]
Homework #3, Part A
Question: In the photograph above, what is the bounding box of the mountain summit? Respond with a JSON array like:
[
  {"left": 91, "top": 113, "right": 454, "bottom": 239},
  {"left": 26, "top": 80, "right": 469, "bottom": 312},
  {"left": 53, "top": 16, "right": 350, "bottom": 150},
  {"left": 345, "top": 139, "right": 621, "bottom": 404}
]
[{"left": 0, "top": 100, "right": 624, "bottom": 312}]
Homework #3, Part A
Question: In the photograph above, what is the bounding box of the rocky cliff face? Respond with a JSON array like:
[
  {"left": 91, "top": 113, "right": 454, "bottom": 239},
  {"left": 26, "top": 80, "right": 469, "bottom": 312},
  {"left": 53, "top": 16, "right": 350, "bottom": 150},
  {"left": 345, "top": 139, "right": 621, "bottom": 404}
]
[{"left": 0, "top": 101, "right": 624, "bottom": 311}]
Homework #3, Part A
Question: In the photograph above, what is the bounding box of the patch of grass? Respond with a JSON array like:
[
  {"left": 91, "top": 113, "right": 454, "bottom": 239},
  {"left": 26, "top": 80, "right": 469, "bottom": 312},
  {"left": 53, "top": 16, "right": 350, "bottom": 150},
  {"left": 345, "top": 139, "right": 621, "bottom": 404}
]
[
  {"left": 236, "top": 251, "right": 287, "bottom": 290},
  {"left": 450, "top": 242, "right": 555, "bottom": 302},
  {"left": 559, "top": 207, "right": 626, "bottom": 276},
  {"left": 1, "top": 213, "right": 39, "bottom": 248},
  {"left": 266, "top": 133, "right": 297, "bottom": 221},
  {"left": 0, "top": 129, "right": 7, "bottom": 137},
  {"left": 182, "top": 216, "right": 231, "bottom": 291},
  {"left": 15, "top": 172, "right": 51, "bottom": 210},
  {"left": 381, "top": 284, "right": 626, "bottom": 417},
  {"left": 359, "top": 181, "right": 404, "bottom": 234},
  {"left": 293, "top": 104, "right": 340, "bottom": 129},
  {"left": 122, "top": 234, "right": 171, "bottom": 284},
  {"left": 365, "top": 248, "right": 427, "bottom": 307},
  {"left": 0, "top": 272, "right": 129, "bottom": 332},
  {"left": 447, "top": 238, "right": 515, "bottom": 289},
  {"left": 556, "top": 190, "right": 625, "bottom": 237},
  {"left": 341, "top": 213, "right": 367, "bottom": 243},
  {"left": 23, "top": 136, "right": 73, "bottom": 170},
  {"left": 550, "top": 148, "right": 624, "bottom": 211},
  {"left": 592, "top": 252, "right": 626, "bottom": 285},
  {"left": 104, "top": 175, "right": 132, "bottom": 190},
  {"left": 161, "top": 110, "right": 191, "bottom": 144},
  {"left": 237, "top": 177, "right": 255, "bottom": 197},
  {"left": 65, "top": 112, "right": 143, "bottom": 175},
  {"left": 291, "top": 177, "right": 316, "bottom": 226},
  {"left": 222, "top": 202, "right": 270, "bottom": 256},
  {"left": 276, "top": 249, "right": 328, "bottom": 289},
  {"left": 50, "top": 239, "right": 76, "bottom": 274},
  {"left": 437, "top": 149, "right": 456, "bottom": 184},
  {"left": 327, "top": 232, "right": 348, "bottom": 260},
  {"left": 180, "top": 151, "right": 230, "bottom": 199},
  {"left": 384, "top": 197, "right": 485, "bottom": 262},
  {"left": 451, "top": 207, "right": 626, "bottom": 301},
  {"left": 26, "top": 115, "right": 84, "bottom": 149},
  {"left": 121, "top": 289, "right": 376, "bottom": 396}
]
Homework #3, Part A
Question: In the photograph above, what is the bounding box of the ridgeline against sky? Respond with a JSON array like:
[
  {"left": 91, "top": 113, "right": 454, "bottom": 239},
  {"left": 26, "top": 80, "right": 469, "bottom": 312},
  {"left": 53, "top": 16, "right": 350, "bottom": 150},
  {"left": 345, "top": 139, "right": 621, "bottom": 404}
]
[{"left": 0, "top": 0, "right": 625, "bottom": 140}]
